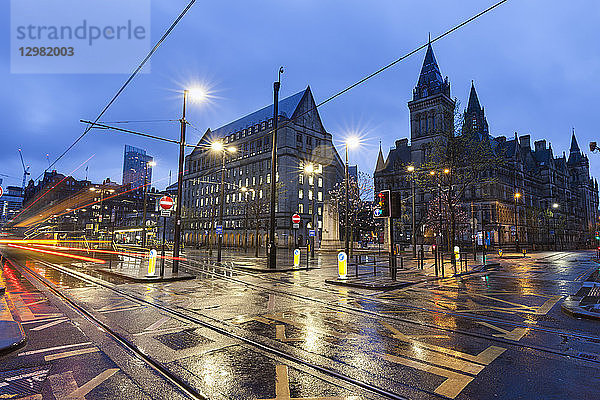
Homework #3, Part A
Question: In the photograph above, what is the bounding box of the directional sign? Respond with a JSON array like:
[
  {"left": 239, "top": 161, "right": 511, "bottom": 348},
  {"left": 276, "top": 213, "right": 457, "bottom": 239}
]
[
  {"left": 291, "top": 213, "right": 301, "bottom": 224},
  {"left": 293, "top": 223, "right": 299, "bottom": 229},
  {"left": 216, "top": 225, "right": 223, "bottom": 235},
  {"left": 309, "top": 229, "right": 316, "bottom": 237},
  {"left": 159, "top": 196, "right": 174, "bottom": 210},
  {"left": 161, "top": 209, "right": 171, "bottom": 217}
]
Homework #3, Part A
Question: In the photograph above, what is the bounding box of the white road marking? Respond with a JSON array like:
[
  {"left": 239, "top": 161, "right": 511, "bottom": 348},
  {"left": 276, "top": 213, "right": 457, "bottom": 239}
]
[
  {"left": 144, "top": 316, "right": 170, "bottom": 331},
  {"left": 30, "top": 318, "right": 69, "bottom": 331},
  {"left": 44, "top": 347, "right": 100, "bottom": 361},
  {"left": 18, "top": 342, "right": 93, "bottom": 357},
  {"left": 64, "top": 368, "right": 119, "bottom": 399}
]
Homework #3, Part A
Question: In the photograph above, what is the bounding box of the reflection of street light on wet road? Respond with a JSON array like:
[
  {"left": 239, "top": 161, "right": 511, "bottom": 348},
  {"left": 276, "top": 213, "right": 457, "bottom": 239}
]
[
  {"left": 141, "top": 160, "right": 156, "bottom": 248},
  {"left": 514, "top": 192, "right": 521, "bottom": 251},
  {"left": 407, "top": 165, "right": 416, "bottom": 257}
]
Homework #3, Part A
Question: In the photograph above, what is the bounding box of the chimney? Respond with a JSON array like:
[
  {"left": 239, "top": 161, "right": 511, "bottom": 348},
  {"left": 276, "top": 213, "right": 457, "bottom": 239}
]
[
  {"left": 534, "top": 140, "right": 546, "bottom": 152},
  {"left": 519, "top": 135, "right": 530, "bottom": 149}
]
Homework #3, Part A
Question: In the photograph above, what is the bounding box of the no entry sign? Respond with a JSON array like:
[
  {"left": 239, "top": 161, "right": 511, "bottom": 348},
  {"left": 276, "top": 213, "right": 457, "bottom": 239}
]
[
  {"left": 0, "top": 186, "right": 3, "bottom": 198},
  {"left": 291, "top": 213, "right": 300, "bottom": 224},
  {"left": 159, "top": 196, "right": 174, "bottom": 210}
]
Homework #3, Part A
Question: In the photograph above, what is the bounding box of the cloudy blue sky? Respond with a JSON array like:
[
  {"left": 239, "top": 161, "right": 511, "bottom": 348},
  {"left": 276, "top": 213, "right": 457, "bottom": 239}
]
[{"left": 1, "top": 0, "right": 599, "bottom": 190}]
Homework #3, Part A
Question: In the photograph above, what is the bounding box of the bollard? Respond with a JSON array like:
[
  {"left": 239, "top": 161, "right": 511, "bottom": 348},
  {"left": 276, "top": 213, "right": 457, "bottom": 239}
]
[
  {"left": 420, "top": 249, "right": 424, "bottom": 270},
  {"left": 146, "top": 249, "right": 158, "bottom": 278},
  {"left": 400, "top": 256, "right": 404, "bottom": 270},
  {"left": 434, "top": 246, "right": 438, "bottom": 277},
  {"left": 307, "top": 243, "right": 310, "bottom": 269},
  {"left": 440, "top": 252, "right": 445, "bottom": 277},
  {"left": 293, "top": 249, "right": 300, "bottom": 267},
  {"left": 338, "top": 252, "right": 347, "bottom": 279},
  {"left": 522, "top": 248, "right": 527, "bottom": 258},
  {"left": 498, "top": 249, "right": 503, "bottom": 258},
  {"left": 392, "top": 256, "right": 397, "bottom": 281}
]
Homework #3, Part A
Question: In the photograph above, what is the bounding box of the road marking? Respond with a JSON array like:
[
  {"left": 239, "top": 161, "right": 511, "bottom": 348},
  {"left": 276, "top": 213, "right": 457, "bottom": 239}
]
[
  {"left": 30, "top": 318, "right": 69, "bottom": 331},
  {"left": 64, "top": 368, "right": 119, "bottom": 399},
  {"left": 382, "top": 353, "right": 473, "bottom": 399},
  {"left": 14, "top": 395, "right": 42, "bottom": 400},
  {"left": 21, "top": 316, "right": 65, "bottom": 325},
  {"left": 97, "top": 305, "right": 141, "bottom": 314},
  {"left": 19, "top": 342, "right": 93, "bottom": 357},
  {"left": 534, "top": 295, "right": 562, "bottom": 315},
  {"left": 17, "top": 299, "right": 48, "bottom": 308},
  {"left": 276, "top": 324, "right": 303, "bottom": 342},
  {"left": 133, "top": 327, "right": 184, "bottom": 336},
  {"left": 475, "top": 321, "right": 529, "bottom": 341},
  {"left": 381, "top": 321, "right": 505, "bottom": 365},
  {"left": 44, "top": 347, "right": 100, "bottom": 361},
  {"left": 144, "top": 316, "right": 171, "bottom": 331},
  {"left": 258, "top": 365, "right": 346, "bottom": 400},
  {"left": 268, "top": 293, "right": 276, "bottom": 312}
]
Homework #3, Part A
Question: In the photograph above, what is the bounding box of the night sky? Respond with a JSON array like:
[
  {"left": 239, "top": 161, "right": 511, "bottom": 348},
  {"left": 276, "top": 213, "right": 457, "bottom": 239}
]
[{"left": 1, "top": 0, "right": 598, "bottom": 190}]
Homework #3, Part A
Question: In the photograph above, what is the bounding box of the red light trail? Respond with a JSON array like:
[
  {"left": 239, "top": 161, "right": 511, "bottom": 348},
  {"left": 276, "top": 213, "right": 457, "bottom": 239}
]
[{"left": 7, "top": 243, "right": 107, "bottom": 264}]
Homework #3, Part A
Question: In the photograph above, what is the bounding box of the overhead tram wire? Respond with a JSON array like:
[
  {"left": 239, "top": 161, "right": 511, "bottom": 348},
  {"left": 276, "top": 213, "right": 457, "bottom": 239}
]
[
  {"left": 80, "top": 0, "right": 510, "bottom": 155},
  {"left": 39, "top": 0, "right": 197, "bottom": 181},
  {"left": 97, "top": 119, "right": 180, "bottom": 124}
]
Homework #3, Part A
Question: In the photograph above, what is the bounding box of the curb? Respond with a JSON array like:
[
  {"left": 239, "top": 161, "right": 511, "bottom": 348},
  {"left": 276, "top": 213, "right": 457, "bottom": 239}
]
[
  {"left": 0, "top": 295, "right": 26, "bottom": 354},
  {"left": 95, "top": 268, "right": 195, "bottom": 283},
  {"left": 325, "top": 262, "right": 501, "bottom": 291},
  {"left": 561, "top": 296, "right": 600, "bottom": 321}
]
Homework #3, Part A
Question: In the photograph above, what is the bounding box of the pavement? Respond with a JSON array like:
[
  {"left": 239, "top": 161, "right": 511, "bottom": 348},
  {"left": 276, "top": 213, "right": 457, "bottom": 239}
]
[
  {"left": 0, "top": 262, "right": 26, "bottom": 354},
  {"left": 561, "top": 267, "right": 600, "bottom": 320},
  {"left": 95, "top": 257, "right": 195, "bottom": 282}
]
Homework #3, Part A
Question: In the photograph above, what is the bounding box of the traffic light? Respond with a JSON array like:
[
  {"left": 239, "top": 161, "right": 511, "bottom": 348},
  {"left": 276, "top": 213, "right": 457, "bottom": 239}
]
[
  {"left": 595, "top": 231, "right": 600, "bottom": 240},
  {"left": 374, "top": 190, "right": 391, "bottom": 218}
]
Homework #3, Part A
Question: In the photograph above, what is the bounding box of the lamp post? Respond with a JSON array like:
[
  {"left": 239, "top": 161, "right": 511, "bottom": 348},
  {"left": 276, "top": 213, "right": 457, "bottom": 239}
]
[
  {"left": 267, "top": 67, "right": 284, "bottom": 269},
  {"left": 304, "top": 163, "right": 320, "bottom": 259},
  {"left": 344, "top": 137, "right": 360, "bottom": 257},
  {"left": 141, "top": 160, "right": 156, "bottom": 248},
  {"left": 211, "top": 140, "right": 237, "bottom": 263},
  {"left": 172, "top": 87, "right": 207, "bottom": 273},
  {"left": 514, "top": 192, "right": 521, "bottom": 252},
  {"left": 407, "top": 165, "right": 416, "bottom": 258},
  {"left": 552, "top": 203, "right": 559, "bottom": 250}
]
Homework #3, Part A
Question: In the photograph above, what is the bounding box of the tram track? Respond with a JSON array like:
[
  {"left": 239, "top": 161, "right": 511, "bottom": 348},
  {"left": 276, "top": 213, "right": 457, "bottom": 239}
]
[
  {"left": 10, "top": 255, "right": 427, "bottom": 400},
  {"left": 179, "top": 258, "right": 600, "bottom": 362}
]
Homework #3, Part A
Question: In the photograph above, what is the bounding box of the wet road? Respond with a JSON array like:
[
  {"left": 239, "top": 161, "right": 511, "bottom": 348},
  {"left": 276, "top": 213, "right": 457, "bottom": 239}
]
[{"left": 1, "top": 247, "right": 599, "bottom": 399}]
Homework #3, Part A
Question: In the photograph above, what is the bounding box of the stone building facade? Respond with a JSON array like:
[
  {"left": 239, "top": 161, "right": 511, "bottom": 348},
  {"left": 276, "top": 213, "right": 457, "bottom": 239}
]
[
  {"left": 181, "top": 86, "right": 344, "bottom": 248},
  {"left": 374, "top": 43, "right": 599, "bottom": 249}
]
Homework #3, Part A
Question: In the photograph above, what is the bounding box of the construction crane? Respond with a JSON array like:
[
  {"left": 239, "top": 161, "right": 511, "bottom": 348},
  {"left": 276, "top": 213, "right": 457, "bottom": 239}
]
[{"left": 18, "top": 149, "right": 31, "bottom": 190}]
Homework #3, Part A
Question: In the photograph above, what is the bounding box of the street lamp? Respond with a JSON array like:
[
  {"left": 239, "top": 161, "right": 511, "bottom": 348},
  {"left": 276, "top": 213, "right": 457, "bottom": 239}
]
[
  {"left": 514, "top": 192, "right": 521, "bottom": 252},
  {"left": 344, "top": 136, "right": 360, "bottom": 257},
  {"left": 212, "top": 140, "right": 237, "bottom": 263},
  {"left": 304, "top": 163, "right": 321, "bottom": 259},
  {"left": 552, "top": 203, "right": 559, "bottom": 250},
  {"left": 407, "top": 165, "right": 416, "bottom": 258},
  {"left": 141, "top": 160, "right": 156, "bottom": 248},
  {"left": 173, "top": 87, "right": 206, "bottom": 273}
]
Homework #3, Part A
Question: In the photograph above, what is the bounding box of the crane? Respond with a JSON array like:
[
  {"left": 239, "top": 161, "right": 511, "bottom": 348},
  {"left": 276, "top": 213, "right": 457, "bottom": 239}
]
[{"left": 18, "top": 149, "right": 31, "bottom": 190}]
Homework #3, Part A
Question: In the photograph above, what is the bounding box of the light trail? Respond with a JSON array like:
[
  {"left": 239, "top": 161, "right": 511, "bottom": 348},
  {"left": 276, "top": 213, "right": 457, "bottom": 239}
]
[
  {"left": 7, "top": 243, "right": 107, "bottom": 264},
  {"left": 29, "top": 243, "right": 187, "bottom": 261}
]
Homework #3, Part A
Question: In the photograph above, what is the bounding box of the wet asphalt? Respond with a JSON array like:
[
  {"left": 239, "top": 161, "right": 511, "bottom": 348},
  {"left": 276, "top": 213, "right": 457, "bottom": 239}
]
[{"left": 1, "top": 246, "right": 599, "bottom": 399}]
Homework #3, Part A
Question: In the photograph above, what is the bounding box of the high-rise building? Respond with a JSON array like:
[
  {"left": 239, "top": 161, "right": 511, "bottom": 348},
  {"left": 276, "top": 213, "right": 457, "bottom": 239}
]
[
  {"left": 0, "top": 186, "right": 23, "bottom": 223},
  {"left": 122, "top": 145, "right": 153, "bottom": 192}
]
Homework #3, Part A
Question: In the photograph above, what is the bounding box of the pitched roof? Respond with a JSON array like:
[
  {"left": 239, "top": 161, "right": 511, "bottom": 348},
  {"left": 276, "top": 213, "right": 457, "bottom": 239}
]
[
  {"left": 375, "top": 144, "right": 386, "bottom": 172},
  {"left": 417, "top": 43, "right": 444, "bottom": 88},
  {"left": 570, "top": 131, "right": 580, "bottom": 153},
  {"left": 210, "top": 87, "right": 308, "bottom": 139},
  {"left": 467, "top": 81, "right": 481, "bottom": 113}
]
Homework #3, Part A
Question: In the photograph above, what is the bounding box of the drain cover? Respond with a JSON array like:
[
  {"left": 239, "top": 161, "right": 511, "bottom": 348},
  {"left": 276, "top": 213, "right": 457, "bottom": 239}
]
[{"left": 154, "top": 329, "right": 212, "bottom": 350}]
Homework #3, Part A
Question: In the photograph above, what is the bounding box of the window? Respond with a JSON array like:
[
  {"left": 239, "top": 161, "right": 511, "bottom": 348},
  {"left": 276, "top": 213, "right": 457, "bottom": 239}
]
[
  {"left": 308, "top": 190, "right": 313, "bottom": 200},
  {"left": 308, "top": 176, "right": 314, "bottom": 186},
  {"left": 267, "top": 174, "right": 271, "bottom": 184},
  {"left": 299, "top": 189, "right": 303, "bottom": 199},
  {"left": 296, "top": 134, "right": 302, "bottom": 142},
  {"left": 299, "top": 203, "right": 304, "bottom": 213},
  {"left": 299, "top": 174, "right": 304, "bottom": 184},
  {"left": 306, "top": 136, "right": 312, "bottom": 145},
  {"left": 318, "top": 177, "right": 323, "bottom": 188},
  {"left": 317, "top": 191, "right": 322, "bottom": 201}
]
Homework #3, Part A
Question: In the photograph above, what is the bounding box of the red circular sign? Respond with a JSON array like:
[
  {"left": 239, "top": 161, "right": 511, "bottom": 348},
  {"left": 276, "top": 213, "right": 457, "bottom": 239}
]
[
  {"left": 291, "top": 213, "right": 301, "bottom": 224},
  {"left": 159, "top": 196, "right": 174, "bottom": 210},
  {"left": 0, "top": 186, "right": 3, "bottom": 198}
]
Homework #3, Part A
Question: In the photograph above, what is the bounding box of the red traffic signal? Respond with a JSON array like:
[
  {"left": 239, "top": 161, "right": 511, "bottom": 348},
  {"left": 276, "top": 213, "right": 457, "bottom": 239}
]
[{"left": 374, "top": 190, "right": 391, "bottom": 218}]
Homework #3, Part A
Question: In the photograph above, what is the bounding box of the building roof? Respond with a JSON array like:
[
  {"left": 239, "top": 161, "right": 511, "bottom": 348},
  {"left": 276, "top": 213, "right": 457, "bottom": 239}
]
[
  {"left": 417, "top": 43, "right": 444, "bottom": 88},
  {"left": 466, "top": 81, "right": 481, "bottom": 113},
  {"left": 209, "top": 87, "right": 308, "bottom": 139}
]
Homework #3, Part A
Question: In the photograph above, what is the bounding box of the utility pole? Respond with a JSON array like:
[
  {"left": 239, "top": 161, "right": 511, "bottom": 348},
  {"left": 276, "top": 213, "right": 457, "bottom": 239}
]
[
  {"left": 172, "top": 90, "right": 187, "bottom": 273},
  {"left": 268, "top": 67, "right": 283, "bottom": 269},
  {"left": 344, "top": 146, "right": 350, "bottom": 257}
]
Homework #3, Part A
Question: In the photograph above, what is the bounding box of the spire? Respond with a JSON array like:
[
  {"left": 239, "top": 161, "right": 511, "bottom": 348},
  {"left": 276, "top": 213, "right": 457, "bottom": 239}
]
[
  {"left": 417, "top": 42, "right": 443, "bottom": 88},
  {"left": 467, "top": 80, "right": 481, "bottom": 113},
  {"left": 570, "top": 128, "right": 580, "bottom": 154},
  {"left": 375, "top": 141, "right": 386, "bottom": 172}
]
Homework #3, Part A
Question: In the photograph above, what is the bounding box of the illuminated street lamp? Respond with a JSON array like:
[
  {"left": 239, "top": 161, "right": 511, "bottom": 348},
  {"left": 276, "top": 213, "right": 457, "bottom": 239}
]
[
  {"left": 514, "top": 192, "right": 521, "bottom": 251},
  {"left": 173, "top": 87, "right": 207, "bottom": 273},
  {"left": 304, "top": 163, "right": 321, "bottom": 259},
  {"left": 552, "top": 203, "right": 559, "bottom": 250},
  {"left": 407, "top": 165, "right": 416, "bottom": 257},
  {"left": 141, "top": 160, "right": 156, "bottom": 248},
  {"left": 212, "top": 140, "right": 237, "bottom": 263},
  {"left": 344, "top": 136, "right": 360, "bottom": 257}
]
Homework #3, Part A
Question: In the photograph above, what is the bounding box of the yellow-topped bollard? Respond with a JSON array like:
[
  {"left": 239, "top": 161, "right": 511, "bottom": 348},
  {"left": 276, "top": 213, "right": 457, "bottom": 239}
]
[
  {"left": 498, "top": 249, "right": 503, "bottom": 257},
  {"left": 454, "top": 246, "right": 460, "bottom": 262},
  {"left": 146, "top": 249, "right": 157, "bottom": 277},
  {"left": 522, "top": 248, "right": 527, "bottom": 258},
  {"left": 293, "top": 249, "right": 300, "bottom": 267},
  {"left": 338, "top": 251, "right": 347, "bottom": 279}
]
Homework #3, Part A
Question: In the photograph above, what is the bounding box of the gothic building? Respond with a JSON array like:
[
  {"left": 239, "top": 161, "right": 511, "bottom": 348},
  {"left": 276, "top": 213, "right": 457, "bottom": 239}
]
[
  {"left": 374, "top": 42, "right": 599, "bottom": 249},
  {"left": 181, "top": 86, "right": 344, "bottom": 248}
]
